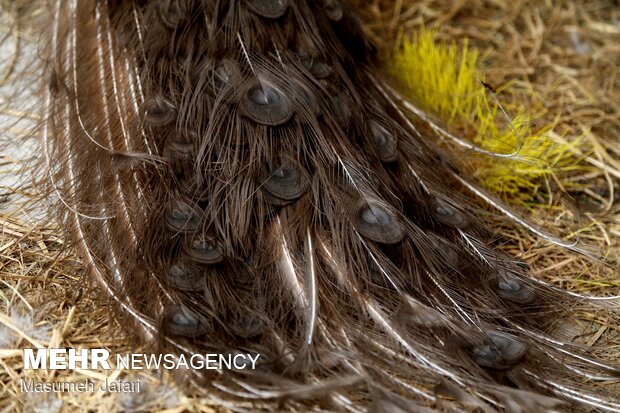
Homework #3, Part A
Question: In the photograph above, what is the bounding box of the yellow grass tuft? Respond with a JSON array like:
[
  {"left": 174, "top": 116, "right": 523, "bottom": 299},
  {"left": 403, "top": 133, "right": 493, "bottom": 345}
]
[{"left": 391, "top": 28, "right": 590, "bottom": 206}]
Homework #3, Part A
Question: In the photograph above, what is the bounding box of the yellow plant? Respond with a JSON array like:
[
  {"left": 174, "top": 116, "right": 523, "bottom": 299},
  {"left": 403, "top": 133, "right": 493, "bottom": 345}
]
[{"left": 391, "top": 28, "right": 588, "bottom": 206}]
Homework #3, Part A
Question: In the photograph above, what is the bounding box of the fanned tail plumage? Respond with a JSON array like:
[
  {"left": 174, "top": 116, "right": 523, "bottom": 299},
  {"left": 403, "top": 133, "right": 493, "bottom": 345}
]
[{"left": 42, "top": 0, "right": 619, "bottom": 411}]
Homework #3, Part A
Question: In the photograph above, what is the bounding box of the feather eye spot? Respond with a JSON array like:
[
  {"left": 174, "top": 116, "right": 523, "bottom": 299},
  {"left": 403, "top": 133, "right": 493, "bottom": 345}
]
[
  {"left": 471, "top": 332, "right": 527, "bottom": 370},
  {"left": 370, "top": 121, "right": 398, "bottom": 162},
  {"left": 297, "top": 52, "right": 332, "bottom": 79},
  {"left": 212, "top": 60, "right": 238, "bottom": 92},
  {"left": 231, "top": 314, "right": 263, "bottom": 338},
  {"left": 165, "top": 202, "right": 201, "bottom": 232},
  {"left": 295, "top": 49, "right": 314, "bottom": 71},
  {"left": 164, "top": 140, "right": 194, "bottom": 159},
  {"left": 323, "top": 0, "right": 344, "bottom": 21},
  {"left": 166, "top": 262, "right": 203, "bottom": 291},
  {"left": 241, "top": 81, "right": 293, "bottom": 126},
  {"left": 309, "top": 61, "right": 333, "bottom": 79},
  {"left": 246, "top": 0, "right": 289, "bottom": 19},
  {"left": 261, "top": 157, "right": 309, "bottom": 202},
  {"left": 214, "top": 66, "right": 230, "bottom": 87},
  {"left": 430, "top": 198, "right": 468, "bottom": 228},
  {"left": 158, "top": 0, "right": 185, "bottom": 28},
  {"left": 143, "top": 96, "right": 176, "bottom": 126},
  {"left": 495, "top": 270, "right": 536, "bottom": 304},
  {"left": 249, "top": 86, "right": 276, "bottom": 105},
  {"left": 164, "top": 305, "right": 209, "bottom": 337},
  {"left": 354, "top": 200, "right": 405, "bottom": 244},
  {"left": 183, "top": 237, "right": 224, "bottom": 264},
  {"left": 361, "top": 206, "right": 389, "bottom": 225},
  {"left": 262, "top": 193, "right": 294, "bottom": 206}
]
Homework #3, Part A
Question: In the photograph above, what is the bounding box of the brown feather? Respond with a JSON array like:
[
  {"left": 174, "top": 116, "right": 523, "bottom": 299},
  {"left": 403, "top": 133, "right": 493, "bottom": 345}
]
[{"left": 39, "top": 0, "right": 620, "bottom": 411}]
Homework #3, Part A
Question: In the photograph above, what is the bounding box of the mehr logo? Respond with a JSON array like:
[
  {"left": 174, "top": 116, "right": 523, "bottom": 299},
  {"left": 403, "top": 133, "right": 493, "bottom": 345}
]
[
  {"left": 23, "top": 349, "right": 111, "bottom": 370},
  {"left": 22, "top": 348, "right": 261, "bottom": 371}
]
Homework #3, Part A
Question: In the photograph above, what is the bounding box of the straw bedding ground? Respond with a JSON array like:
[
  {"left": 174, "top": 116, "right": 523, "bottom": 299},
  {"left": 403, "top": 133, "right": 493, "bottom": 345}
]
[{"left": 0, "top": 1, "right": 618, "bottom": 412}]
